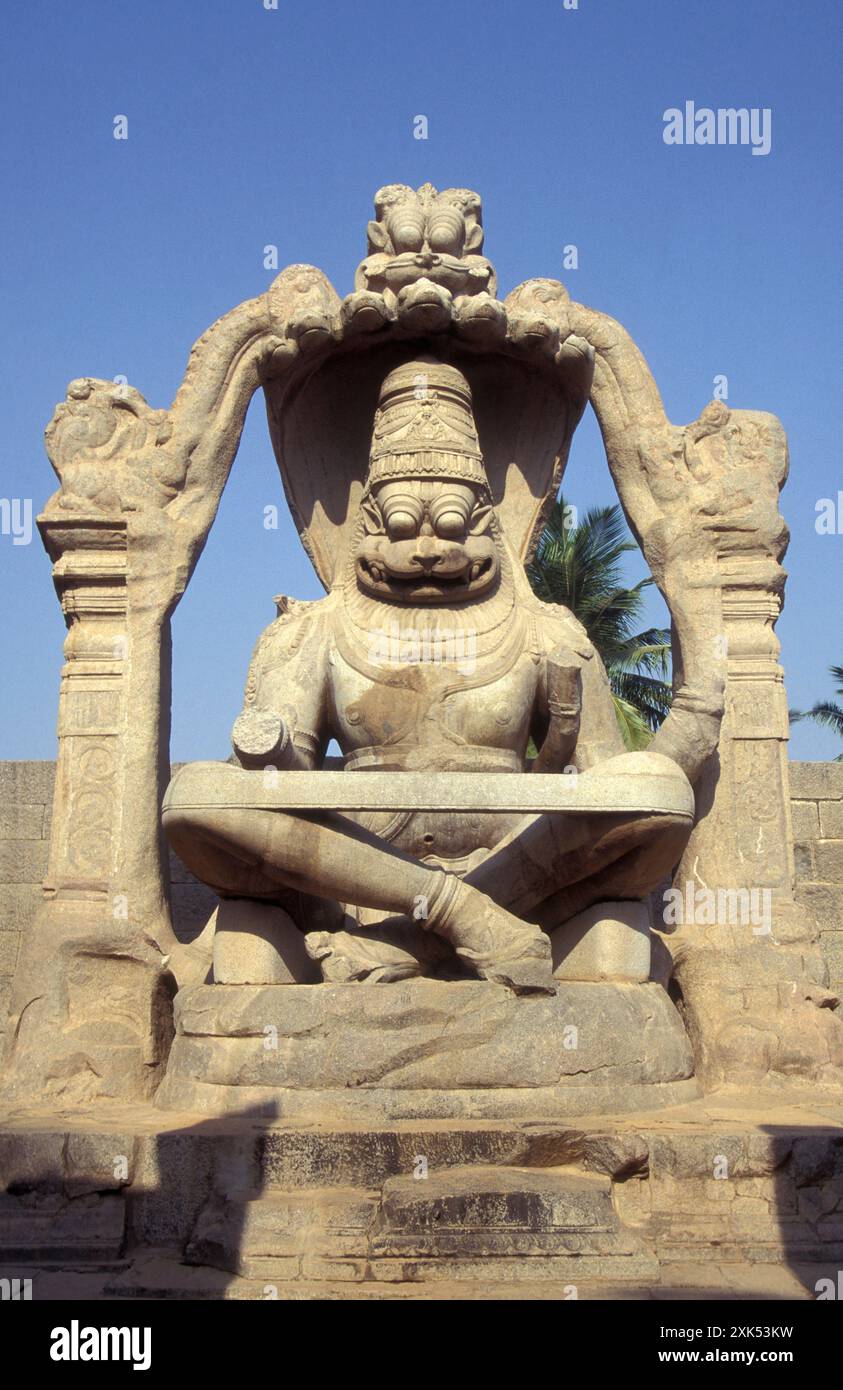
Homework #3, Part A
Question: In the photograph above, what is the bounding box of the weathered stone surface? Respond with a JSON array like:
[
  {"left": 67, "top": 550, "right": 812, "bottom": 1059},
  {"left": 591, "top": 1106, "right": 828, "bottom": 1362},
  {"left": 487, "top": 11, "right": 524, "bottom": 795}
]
[
  {"left": 170, "top": 882, "right": 218, "bottom": 941},
  {"left": 0, "top": 840, "right": 48, "bottom": 886},
  {"left": 378, "top": 1165, "right": 615, "bottom": 1240},
  {"left": 259, "top": 1126, "right": 528, "bottom": 1190},
  {"left": 552, "top": 901, "right": 651, "bottom": 982},
  {"left": 820, "top": 801, "right": 843, "bottom": 839},
  {"left": 131, "top": 1131, "right": 225, "bottom": 1248},
  {"left": 93, "top": 1252, "right": 822, "bottom": 1298},
  {"left": 156, "top": 1073, "right": 700, "bottom": 1121},
  {"left": 578, "top": 1131, "right": 650, "bottom": 1179},
  {"left": 169, "top": 763, "right": 694, "bottom": 818},
  {"left": 163, "top": 979, "right": 693, "bottom": 1098},
  {"left": 0, "top": 934, "right": 19, "bottom": 978},
  {"left": 794, "top": 842, "right": 815, "bottom": 879},
  {"left": 212, "top": 899, "right": 319, "bottom": 984},
  {"left": 168, "top": 846, "right": 203, "bottom": 886},
  {"left": 815, "top": 840, "right": 843, "bottom": 883},
  {"left": 0, "top": 1130, "right": 65, "bottom": 1190},
  {"left": 188, "top": 1165, "right": 653, "bottom": 1279},
  {"left": 790, "top": 763, "right": 843, "bottom": 800},
  {"left": 0, "top": 804, "right": 45, "bottom": 840},
  {"left": 792, "top": 799, "right": 821, "bottom": 839},
  {"left": 368, "top": 1251, "right": 659, "bottom": 1282},
  {"left": 64, "top": 1132, "right": 135, "bottom": 1198},
  {"left": 796, "top": 881, "right": 843, "bottom": 929},
  {"left": 0, "top": 883, "right": 43, "bottom": 933},
  {"left": 0, "top": 1192, "right": 125, "bottom": 1262},
  {"left": 0, "top": 1094, "right": 841, "bottom": 1292},
  {"left": 821, "top": 933, "right": 843, "bottom": 988},
  {"left": 0, "top": 761, "right": 55, "bottom": 807},
  {"left": 187, "top": 1190, "right": 377, "bottom": 1276},
  {"left": 647, "top": 1130, "right": 792, "bottom": 1180}
]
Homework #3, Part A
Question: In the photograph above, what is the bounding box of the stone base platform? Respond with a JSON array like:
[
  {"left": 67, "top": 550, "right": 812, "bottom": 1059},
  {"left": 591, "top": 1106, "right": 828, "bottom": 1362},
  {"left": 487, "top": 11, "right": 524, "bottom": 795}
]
[
  {"left": 2, "top": 1088, "right": 842, "bottom": 1298},
  {"left": 155, "top": 979, "right": 697, "bottom": 1119}
]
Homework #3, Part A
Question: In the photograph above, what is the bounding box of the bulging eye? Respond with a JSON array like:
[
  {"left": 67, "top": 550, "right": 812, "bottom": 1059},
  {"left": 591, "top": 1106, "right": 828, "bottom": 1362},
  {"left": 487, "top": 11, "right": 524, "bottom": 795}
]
[
  {"left": 387, "top": 209, "right": 425, "bottom": 253},
  {"left": 427, "top": 207, "right": 465, "bottom": 255},
  {"left": 386, "top": 510, "right": 419, "bottom": 540},
  {"left": 434, "top": 509, "right": 466, "bottom": 539}
]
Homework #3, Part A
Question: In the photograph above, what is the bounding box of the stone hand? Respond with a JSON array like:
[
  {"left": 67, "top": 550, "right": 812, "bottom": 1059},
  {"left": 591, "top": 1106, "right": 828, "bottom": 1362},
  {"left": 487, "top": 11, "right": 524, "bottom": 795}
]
[
  {"left": 546, "top": 651, "right": 582, "bottom": 718},
  {"left": 231, "top": 708, "right": 291, "bottom": 769},
  {"left": 533, "top": 650, "right": 582, "bottom": 773}
]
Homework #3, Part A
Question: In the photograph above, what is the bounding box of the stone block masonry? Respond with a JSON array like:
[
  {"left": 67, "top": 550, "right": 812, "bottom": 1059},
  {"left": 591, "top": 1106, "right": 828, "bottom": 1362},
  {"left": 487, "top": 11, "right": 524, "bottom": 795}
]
[{"left": 791, "top": 761, "right": 843, "bottom": 999}]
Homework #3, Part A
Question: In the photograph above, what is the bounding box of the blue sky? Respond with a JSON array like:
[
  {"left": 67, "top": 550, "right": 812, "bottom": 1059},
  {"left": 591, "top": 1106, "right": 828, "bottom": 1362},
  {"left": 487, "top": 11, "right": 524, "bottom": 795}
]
[{"left": 1, "top": 0, "right": 841, "bottom": 760}]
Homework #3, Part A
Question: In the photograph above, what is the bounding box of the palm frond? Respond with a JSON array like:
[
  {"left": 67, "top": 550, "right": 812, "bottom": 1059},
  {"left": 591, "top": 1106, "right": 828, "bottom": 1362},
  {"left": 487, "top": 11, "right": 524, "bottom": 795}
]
[
  {"left": 612, "top": 696, "right": 656, "bottom": 750},
  {"left": 803, "top": 701, "right": 843, "bottom": 737},
  {"left": 610, "top": 671, "right": 674, "bottom": 731},
  {"left": 528, "top": 496, "right": 673, "bottom": 735}
]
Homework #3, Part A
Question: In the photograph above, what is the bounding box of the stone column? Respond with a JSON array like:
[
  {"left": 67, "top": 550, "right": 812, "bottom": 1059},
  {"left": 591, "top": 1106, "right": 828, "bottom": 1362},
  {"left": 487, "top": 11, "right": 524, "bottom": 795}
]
[
  {"left": 2, "top": 516, "right": 178, "bottom": 1103},
  {"left": 1, "top": 273, "right": 324, "bottom": 1104},
  {"left": 43, "top": 518, "right": 128, "bottom": 897},
  {"left": 680, "top": 556, "right": 796, "bottom": 915},
  {"left": 524, "top": 279, "right": 843, "bottom": 1087}
]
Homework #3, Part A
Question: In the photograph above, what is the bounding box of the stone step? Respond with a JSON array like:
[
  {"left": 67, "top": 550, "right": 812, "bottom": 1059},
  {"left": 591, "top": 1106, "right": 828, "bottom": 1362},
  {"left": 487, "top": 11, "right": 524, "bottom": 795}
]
[
  {"left": 0, "top": 1192, "right": 125, "bottom": 1264},
  {"left": 380, "top": 1164, "right": 614, "bottom": 1236},
  {"left": 186, "top": 1187, "right": 377, "bottom": 1275},
  {"left": 255, "top": 1123, "right": 604, "bottom": 1190},
  {"left": 3, "top": 1254, "right": 823, "bottom": 1300},
  {"left": 186, "top": 1164, "right": 657, "bottom": 1281},
  {"left": 372, "top": 1165, "right": 651, "bottom": 1267}
]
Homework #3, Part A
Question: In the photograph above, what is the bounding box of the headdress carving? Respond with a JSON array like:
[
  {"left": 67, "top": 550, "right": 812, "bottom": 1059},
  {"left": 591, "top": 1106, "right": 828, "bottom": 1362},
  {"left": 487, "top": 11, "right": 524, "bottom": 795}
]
[{"left": 367, "top": 359, "right": 487, "bottom": 488}]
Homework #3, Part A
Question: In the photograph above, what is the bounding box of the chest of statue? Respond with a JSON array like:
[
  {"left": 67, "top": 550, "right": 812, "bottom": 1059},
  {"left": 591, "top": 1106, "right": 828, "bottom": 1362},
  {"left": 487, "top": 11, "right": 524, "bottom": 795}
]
[{"left": 327, "top": 619, "right": 538, "bottom": 762}]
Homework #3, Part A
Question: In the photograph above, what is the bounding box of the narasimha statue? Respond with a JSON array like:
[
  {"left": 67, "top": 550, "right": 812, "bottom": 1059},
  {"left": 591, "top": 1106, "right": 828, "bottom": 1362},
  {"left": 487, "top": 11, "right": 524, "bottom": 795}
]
[{"left": 164, "top": 356, "right": 696, "bottom": 993}]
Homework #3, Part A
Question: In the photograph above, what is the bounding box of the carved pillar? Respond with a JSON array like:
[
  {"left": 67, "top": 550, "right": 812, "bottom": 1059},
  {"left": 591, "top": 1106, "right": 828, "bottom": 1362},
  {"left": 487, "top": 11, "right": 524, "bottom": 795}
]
[
  {"left": 540, "top": 284, "right": 843, "bottom": 1086},
  {"left": 45, "top": 519, "right": 127, "bottom": 895},
  {"left": 2, "top": 517, "right": 176, "bottom": 1103},
  {"left": 668, "top": 539, "right": 840, "bottom": 1087},
  {"left": 677, "top": 558, "right": 795, "bottom": 910},
  {"left": 1, "top": 285, "right": 289, "bottom": 1103}
]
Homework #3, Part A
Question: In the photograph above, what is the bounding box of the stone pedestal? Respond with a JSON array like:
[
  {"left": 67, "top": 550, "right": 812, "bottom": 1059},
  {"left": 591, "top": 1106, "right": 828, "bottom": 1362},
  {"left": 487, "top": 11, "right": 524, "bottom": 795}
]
[{"left": 155, "top": 979, "right": 696, "bottom": 1119}]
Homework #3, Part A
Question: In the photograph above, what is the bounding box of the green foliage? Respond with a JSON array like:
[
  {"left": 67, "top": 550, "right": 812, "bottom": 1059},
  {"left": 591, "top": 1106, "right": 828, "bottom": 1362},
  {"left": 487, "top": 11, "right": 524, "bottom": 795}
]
[
  {"left": 790, "top": 665, "right": 843, "bottom": 761},
  {"left": 527, "top": 498, "right": 672, "bottom": 749}
]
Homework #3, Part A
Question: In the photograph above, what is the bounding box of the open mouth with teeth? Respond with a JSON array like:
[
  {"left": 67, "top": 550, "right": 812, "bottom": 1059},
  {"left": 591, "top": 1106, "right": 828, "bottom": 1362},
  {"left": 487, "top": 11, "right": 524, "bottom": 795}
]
[{"left": 356, "top": 552, "right": 497, "bottom": 603}]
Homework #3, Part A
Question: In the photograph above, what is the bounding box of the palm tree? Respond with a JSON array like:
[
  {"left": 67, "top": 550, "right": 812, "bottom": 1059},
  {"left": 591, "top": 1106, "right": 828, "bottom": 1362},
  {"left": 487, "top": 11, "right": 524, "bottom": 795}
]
[
  {"left": 527, "top": 497, "right": 672, "bottom": 750},
  {"left": 790, "top": 665, "right": 843, "bottom": 760}
]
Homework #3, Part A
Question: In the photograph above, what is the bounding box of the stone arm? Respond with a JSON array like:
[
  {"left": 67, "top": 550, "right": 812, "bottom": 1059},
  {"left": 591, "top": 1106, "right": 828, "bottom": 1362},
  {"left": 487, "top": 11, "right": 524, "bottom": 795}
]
[
  {"left": 562, "top": 297, "right": 727, "bottom": 782},
  {"left": 504, "top": 279, "right": 789, "bottom": 784},
  {"left": 530, "top": 614, "right": 626, "bottom": 772},
  {"left": 42, "top": 264, "right": 343, "bottom": 603},
  {"left": 230, "top": 601, "right": 330, "bottom": 772}
]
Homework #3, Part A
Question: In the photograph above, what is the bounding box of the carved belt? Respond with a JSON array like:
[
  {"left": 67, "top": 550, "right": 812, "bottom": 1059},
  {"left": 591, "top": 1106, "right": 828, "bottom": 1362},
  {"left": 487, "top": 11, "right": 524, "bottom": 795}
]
[{"left": 342, "top": 745, "right": 523, "bottom": 773}]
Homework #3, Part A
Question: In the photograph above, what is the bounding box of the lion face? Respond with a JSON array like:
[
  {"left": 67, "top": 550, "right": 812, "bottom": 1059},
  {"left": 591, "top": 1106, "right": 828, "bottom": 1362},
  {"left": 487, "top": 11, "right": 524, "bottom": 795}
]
[{"left": 354, "top": 479, "right": 500, "bottom": 605}]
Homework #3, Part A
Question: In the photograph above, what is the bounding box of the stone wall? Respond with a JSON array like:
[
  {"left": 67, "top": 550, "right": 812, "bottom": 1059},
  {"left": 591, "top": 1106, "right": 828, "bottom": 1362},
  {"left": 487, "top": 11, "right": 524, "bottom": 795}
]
[
  {"left": 0, "top": 764, "right": 52, "bottom": 1041},
  {"left": 2, "top": 760, "right": 843, "bottom": 1042},
  {"left": 0, "top": 761, "right": 217, "bottom": 1043},
  {"left": 791, "top": 761, "right": 843, "bottom": 998}
]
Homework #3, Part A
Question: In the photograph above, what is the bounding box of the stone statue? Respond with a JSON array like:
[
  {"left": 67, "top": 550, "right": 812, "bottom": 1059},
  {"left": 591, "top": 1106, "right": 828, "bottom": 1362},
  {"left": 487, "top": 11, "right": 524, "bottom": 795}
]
[
  {"left": 6, "top": 181, "right": 841, "bottom": 1116},
  {"left": 163, "top": 354, "right": 696, "bottom": 994}
]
